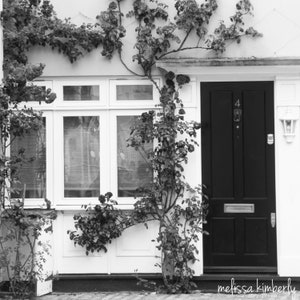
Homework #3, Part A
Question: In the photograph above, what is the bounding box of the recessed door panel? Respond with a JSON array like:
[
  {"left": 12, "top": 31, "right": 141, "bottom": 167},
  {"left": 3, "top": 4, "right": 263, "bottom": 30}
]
[
  {"left": 211, "top": 91, "right": 234, "bottom": 198},
  {"left": 212, "top": 217, "right": 236, "bottom": 254}
]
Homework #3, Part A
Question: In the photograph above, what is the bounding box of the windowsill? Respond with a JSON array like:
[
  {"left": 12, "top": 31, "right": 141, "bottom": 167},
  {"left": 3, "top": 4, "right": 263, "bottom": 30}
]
[
  {"left": 54, "top": 204, "right": 136, "bottom": 211},
  {"left": 21, "top": 197, "right": 141, "bottom": 211}
]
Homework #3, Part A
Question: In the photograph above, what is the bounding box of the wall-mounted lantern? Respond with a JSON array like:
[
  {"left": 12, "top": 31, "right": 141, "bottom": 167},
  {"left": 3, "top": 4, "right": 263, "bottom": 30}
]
[{"left": 278, "top": 106, "right": 299, "bottom": 143}]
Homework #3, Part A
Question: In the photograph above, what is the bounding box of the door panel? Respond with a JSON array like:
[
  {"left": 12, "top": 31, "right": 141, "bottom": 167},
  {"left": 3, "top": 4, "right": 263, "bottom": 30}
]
[
  {"left": 211, "top": 90, "right": 234, "bottom": 198},
  {"left": 201, "top": 82, "right": 277, "bottom": 273}
]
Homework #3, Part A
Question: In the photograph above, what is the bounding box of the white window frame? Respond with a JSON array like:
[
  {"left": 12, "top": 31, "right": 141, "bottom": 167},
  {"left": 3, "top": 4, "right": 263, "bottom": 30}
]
[
  {"left": 15, "top": 77, "right": 162, "bottom": 209},
  {"left": 53, "top": 110, "right": 109, "bottom": 207},
  {"left": 9, "top": 80, "right": 53, "bottom": 208},
  {"left": 9, "top": 111, "right": 53, "bottom": 208}
]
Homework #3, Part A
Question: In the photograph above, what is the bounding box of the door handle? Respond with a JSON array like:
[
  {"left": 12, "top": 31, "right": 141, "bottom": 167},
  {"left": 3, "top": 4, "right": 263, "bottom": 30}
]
[
  {"left": 271, "top": 212, "right": 276, "bottom": 228},
  {"left": 267, "top": 134, "right": 274, "bottom": 145}
]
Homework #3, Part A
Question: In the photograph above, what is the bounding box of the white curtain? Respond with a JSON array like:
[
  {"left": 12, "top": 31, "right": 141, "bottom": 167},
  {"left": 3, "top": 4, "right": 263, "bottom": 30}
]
[{"left": 64, "top": 116, "right": 100, "bottom": 197}]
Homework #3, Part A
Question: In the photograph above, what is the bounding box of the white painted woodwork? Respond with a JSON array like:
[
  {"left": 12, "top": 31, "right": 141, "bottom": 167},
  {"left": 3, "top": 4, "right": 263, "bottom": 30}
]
[
  {"left": 55, "top": 212, "right": 159, "bottom": 274},
  {"left": 274, "top": 78, "right": 300, "bottom": 276}
]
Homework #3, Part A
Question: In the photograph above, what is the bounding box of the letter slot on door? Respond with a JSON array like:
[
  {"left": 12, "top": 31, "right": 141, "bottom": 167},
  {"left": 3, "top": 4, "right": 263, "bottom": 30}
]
[{"left": 224, "top": 203, "right": 255, "bottom": 213}]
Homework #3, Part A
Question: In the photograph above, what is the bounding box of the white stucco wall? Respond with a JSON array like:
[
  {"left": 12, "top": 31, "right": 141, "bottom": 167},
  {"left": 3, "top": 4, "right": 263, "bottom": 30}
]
[
  {"left": 275, "top": 78, "right": 300, "bottom": 276},
  {"left": 28, "top": 0, "right": 300, "bottom": 77}
]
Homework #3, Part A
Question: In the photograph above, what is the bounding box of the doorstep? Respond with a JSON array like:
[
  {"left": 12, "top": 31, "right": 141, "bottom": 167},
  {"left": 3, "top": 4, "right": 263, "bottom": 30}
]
[{"left": 53, "top": 274, "right": 163, "bottom": 292}]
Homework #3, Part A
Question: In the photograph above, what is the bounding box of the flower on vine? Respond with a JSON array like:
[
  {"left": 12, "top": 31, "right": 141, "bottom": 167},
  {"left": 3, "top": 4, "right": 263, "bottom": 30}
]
[
  {"left": 176, "top": 74, "right": 190, "bottom": 86},
  {"left": 99, "top": 195, "right": 106, "bottom": 204},
  {"left": 165, "top": 71, "right": 175, "bottom": 80},
  {"left": 188, "top": 145, "right": 195, "bottom": 152},
  {"left": 166, "top": 79, "right": 175, "bottom": 88},
  {"left": 109, "top": 2, "right": 118, "bottom": 10},
  {"left": 105, "top": 192, "right": 113, "bottom": 199},
  {"left": 193, "top": 122, "right": 201, "bottom": 129},
  {"left": 45, "top": 92, "right": 56, "bottom": 104},
  {"left": 178, "top": 108, "right": 185, "bottom": 115}
]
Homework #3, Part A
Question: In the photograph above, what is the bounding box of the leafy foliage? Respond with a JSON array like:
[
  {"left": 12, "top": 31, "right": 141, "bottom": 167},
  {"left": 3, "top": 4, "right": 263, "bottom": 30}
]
[
  {"left": 96, "top": 2, "right": 125, "bottom": 59},
  {"left": 133, "top": 73, "right": 207, "bottom": 292},
  {"left": 68, "top": 72, "right": 208, "bottom": 293},
  {"left": 0, "top": 0, "right": 104, "bottom": 297},
  {"left": 98, "top": 0, "right": 261, "bottom": 77},
  {"left": 68, "top": 0, "right": 261, "bottom": 294},
  {"left": 0, "top": 0, "right": 262, "bottom": 295},
  {"left": 2, "top": 0, "right": 103, "bottom": 64},
  {"left": 68, "top": 193, "right": 133, "bottom": 254},
  {"left": 0, "top": 200, "right": 56, "bottom": 298}
]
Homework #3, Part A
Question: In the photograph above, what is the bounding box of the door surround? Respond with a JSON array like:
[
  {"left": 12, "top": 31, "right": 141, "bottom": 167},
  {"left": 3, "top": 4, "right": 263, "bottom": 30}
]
[{"left": 157, "top": 57, "right": 300, "bottom": 276}]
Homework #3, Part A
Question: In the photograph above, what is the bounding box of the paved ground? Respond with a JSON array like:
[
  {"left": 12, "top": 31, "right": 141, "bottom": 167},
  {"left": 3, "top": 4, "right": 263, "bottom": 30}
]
[{"left": 37, "top": 291, "right": 300, "bottom": 300}]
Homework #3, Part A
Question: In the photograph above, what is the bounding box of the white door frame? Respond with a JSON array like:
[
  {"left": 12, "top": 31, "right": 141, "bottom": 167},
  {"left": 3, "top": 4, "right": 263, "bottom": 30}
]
[{"left": 157, "top": 57, "right": 300, "bottom": 276}]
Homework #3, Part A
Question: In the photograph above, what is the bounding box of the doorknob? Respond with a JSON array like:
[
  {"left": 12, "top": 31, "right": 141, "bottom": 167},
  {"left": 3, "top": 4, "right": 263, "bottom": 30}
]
[{"left": 271, "top": 212, "right": 276, "bottom": 228}]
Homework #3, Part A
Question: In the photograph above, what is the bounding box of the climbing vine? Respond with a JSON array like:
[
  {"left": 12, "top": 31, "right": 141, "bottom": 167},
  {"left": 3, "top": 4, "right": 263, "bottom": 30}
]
[{"left": 68, "top": 0, "right": 261, "bottom": 294}]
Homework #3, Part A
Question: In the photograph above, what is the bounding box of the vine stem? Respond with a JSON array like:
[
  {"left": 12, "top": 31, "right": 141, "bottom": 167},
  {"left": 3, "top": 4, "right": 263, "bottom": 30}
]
[
  {"left": 25, "top": 233, "right": 36, "bottom": 279},
  {"left": 118, "top": 51, "right": 145, "bottom": 78},
  {"left": 116, "top": 1, "right": 145, "bottom": 78},
  {"left": 159, "top": 222, "right": 170, "bottom": 288},
  {"left": 137, "top": 146, "right": 152, "bottom": 170},
  {"left": 0, "top": 237, "right": 12, "bottom": 292},
  {"left": 178, "top": 28, "right": 193, "bottom": 51},
  {"left": 156, "top": 45, "right": 212, "bottom": 61}
]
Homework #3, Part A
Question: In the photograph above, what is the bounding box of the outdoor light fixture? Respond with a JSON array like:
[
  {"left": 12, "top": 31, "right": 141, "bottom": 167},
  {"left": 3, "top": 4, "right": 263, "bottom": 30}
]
[
  {"left": 278, "top": 106, "right": 299, "bottom": 143},
  {"left": 281, "top": 119, "right": 297, "bottom": 143}
]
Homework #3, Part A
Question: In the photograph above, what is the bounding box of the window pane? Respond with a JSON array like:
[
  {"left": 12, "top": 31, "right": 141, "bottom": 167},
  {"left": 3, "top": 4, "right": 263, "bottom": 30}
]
[
  {"left": 64, "top": 116, "right": 100, "bottom": 197},
  {"left": 116, "top": 85, "right": 153, "bottom": 101},
  {"left": 11, "top": 120, "right": 46, "bottom": 198},
  {"left": 117, "top": 116, "right": 152, "bottom": 197},
  {"left": 63, "top": 85, "right": 99, "bottom": 101}
]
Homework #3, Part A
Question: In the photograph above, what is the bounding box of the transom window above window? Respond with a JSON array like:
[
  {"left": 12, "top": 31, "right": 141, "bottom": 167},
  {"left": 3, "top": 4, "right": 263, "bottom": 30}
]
[
  {"left": 63, "top": 85, "right": 100, "bottom": 101},
  {"left": 110, "top": 79, "right": 159, "bottom": 107},
  {"left": 116, "top": 85, "right": 153, "bottom": 101}
]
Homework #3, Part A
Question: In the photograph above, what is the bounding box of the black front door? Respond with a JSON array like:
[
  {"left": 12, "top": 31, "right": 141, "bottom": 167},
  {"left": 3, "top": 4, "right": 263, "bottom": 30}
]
[{"left": 201, "top": 82, "right": 277, "bottom": 273}]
